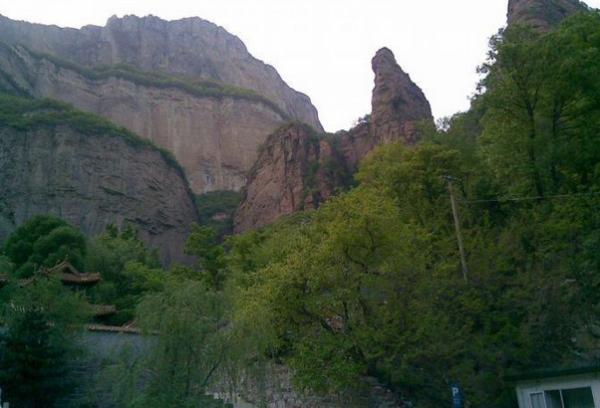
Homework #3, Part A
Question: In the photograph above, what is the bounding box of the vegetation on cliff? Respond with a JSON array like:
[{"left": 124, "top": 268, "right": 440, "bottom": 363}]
[
  {"left": 195, "top": 191, "right": 242, "bottom": 238},
  {"left": 0, "top": 93, "right": 186, "bottom": 176},
  {"left": 21, "top": 45, "right": 289, "bottom": 120}
]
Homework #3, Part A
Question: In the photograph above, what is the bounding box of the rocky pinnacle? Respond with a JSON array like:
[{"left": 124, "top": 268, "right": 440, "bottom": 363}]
[{"left": 370, "top": 47, "right": 433, "bottom": 145}]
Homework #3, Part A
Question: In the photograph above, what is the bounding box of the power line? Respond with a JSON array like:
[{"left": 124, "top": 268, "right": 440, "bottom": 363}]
[{"left": 459, "top": 191, "right": 600, "bottom": 204}]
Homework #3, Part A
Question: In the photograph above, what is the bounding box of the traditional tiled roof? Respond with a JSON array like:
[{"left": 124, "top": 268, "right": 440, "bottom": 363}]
[{"left": 44, "top": 261, "right": 101, "bottom": 285}]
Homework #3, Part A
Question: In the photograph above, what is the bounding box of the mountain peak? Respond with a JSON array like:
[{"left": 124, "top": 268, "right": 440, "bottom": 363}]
[{"left": 371, "top": 47, "right": 432, "bottom": 144}]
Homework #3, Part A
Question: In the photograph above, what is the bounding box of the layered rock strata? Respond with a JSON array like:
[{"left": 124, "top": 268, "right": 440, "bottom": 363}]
[
  {"left": 0, "top": 13, "right": 322, "bottom": 130},
  {"left": 0, "top": 43, "right": 286, "bottom": 193}
]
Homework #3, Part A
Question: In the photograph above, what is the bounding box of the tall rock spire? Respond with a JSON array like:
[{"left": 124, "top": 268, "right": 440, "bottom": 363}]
[{"left": 370, "top": 47, "right": 432, "bottom": 145}]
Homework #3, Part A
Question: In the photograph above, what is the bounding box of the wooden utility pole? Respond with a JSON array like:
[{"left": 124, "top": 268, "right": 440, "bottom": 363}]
[{"left": 446, "top": 176, "right": 469, "bottom": 283}]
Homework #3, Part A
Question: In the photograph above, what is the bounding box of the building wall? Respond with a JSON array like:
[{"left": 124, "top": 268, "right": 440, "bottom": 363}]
[{"left": 515, "top": 373, "right": 600, "bottom": 408}]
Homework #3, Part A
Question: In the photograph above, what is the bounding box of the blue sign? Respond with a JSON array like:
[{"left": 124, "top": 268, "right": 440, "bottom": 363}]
[{"left": 450, "top": 383, "right": 464, "bottom": 408}]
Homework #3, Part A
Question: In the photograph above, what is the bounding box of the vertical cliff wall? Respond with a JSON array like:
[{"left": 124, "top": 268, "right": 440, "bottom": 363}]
[
  {"left": 0, "top": 96, "right": 198, "bottom": 264},
  {"left": 0, "top": 14, "right": 322, "bottom": 131},
  {"left": 0, "top": 43, "right": 288, "bottom": 193}
]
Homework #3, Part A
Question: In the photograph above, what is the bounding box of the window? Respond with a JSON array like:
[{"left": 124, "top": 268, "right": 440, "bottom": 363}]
[
  {"left": 531, "top": 392, "right": 545, "bottom": 408},
  {"left": 530, "top": 387, "right": 595, "bottom": 408},
  {"left": 562, "top": 388, "right": 595, "bottom": 408},
  {"left": 545, "top": 390, "right": 562, "bottom": 408}
]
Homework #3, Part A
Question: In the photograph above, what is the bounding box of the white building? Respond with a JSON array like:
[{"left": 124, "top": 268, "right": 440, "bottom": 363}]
[{"left": 508, "top": 367, "right": 600, "bottom": 408}]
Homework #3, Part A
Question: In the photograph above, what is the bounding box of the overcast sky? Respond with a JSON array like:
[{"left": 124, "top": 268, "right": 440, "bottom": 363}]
[{"left": 1, "top": 0, "right": 599, "bottom": 132}]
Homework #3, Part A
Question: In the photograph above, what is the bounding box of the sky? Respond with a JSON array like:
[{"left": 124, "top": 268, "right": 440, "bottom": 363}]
[{"left": 1, "top": 0, "right": 599, "bottom": 132}]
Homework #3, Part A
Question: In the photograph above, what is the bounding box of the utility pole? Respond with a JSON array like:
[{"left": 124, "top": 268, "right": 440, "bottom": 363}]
[{"left": 446, "top": 176, "right": 469, "bottom": 283}]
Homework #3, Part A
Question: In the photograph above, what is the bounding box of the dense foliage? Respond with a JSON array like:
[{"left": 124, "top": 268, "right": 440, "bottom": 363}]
[
  {"left": 195, "top": 191, "right": 242, "bottom": 237},
  {"left": 0, "top": 279, "right": 88, "bottom": 407},
  {"left": 85, "top": 225, "right": 164, "bottom": 325},
  {"left": 2, "top": 215, "right": 86, "bottom": 278},
  {"left": 0, "top": 220, "right": 232, "bottom": 406},
  {"left": 91, "top": 277, "right": 231, "bottom": 408},
  {"left": 217, "top": 12, "right": 600, "bottom": 407}
]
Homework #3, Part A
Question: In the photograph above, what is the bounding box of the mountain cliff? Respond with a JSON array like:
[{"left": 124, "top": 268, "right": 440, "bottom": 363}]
[
  {"left": 0, "top": 42, "right": 287, "bottom": 193},
  {"left": 507, "top": 0, "right": 588, "bottom": 29},
  {"left": 0, "top": 95, "right": 198, "bottom": 264},
  {"left": 234, "top": 124, "right": 350, "bottom": 232},
  {"left": 234, "top": 48, "right": 433, "bottom": 232},
  {"left": 0, "top": 14, "right": 322, "bottom": 131}
]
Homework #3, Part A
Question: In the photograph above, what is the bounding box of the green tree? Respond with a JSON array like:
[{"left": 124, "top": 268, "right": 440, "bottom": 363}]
[
  {"left": 86, "top": 225, "right": 163, "bottom": 325},
  {"left": 0, "top": 279, "right": 89, "bottom": 407},
  {"left": 95, "top": 279, "right": 231, "bottom": 408},
  {"left": 2, "top": 215, "right": 86, "bottom": 278},
  {"left": 0, "top": 255, "right": 13, "bottom": 275},
  {"left": 185, "top": 225, "right": 227, "bottom": 290},
  {"left": 480, "top": 13, "right": 600, "bottom": 198}
]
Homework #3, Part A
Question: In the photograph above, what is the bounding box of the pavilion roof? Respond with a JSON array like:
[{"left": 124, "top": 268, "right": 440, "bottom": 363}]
[{"left": 44, "top": 261, "right": 101, "bottom": 285}]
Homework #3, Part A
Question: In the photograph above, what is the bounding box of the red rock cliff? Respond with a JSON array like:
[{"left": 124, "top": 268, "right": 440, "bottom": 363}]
[{"left": 234, "top": 48, "right": 433, "bottom": 232}]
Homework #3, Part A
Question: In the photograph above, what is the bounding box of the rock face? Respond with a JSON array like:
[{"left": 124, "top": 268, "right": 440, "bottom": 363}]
[
  {"left": 213, "top": 365, "right": 410, "bottom": 408},
  {"left": 370, "top": 48, "right": 432, "bottom": 145},
  {"left": 0, "top": 100, "right": 199, "bottom": 265},
  {"left": 507, "top": 0, "right": 588, "bottom": 29},
  {"left": 234, "top": 124, "right": 350, "bottom": 232},
  {"left": 0, "top": 43, "right": 287, "bottom": 193},
  {"left": 234, "top": 48, "right": 433, "bottom": 232},
  {"left": 0, "top": 14, "right": 322, "bottom": 131}
]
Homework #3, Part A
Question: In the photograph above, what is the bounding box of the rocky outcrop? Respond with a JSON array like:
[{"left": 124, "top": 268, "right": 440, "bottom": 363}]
[
  {"left": 507, "top": 0, "right": 588, "bottom": 29},
  {"left": 370, "top": 47, "right": 432, "bottom": 145},
  {"left": 234, "top": 124, "right": 350, "bottom": 232},
  {"left": 0, "top": 43, "right": 287, "bottom": 193},
  {"left": 0, "top": 13, "right": 322, "bottom": 131},
  {"left": 234, "top": 48, "right": 433, "bottom": 232},
  {"left": 0, "top": 96, "right": 199, "bottom": 265}
]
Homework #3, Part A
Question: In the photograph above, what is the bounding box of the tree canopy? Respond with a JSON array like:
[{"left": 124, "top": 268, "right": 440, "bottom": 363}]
[{"left": 2, "top": 215, "right": 86, "bottom": 278}]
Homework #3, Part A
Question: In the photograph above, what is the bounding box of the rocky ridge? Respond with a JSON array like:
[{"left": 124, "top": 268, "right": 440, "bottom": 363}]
[
  {"left": 0, "top": 96, "right": 198, "bottom": 265},
  {"left": 234, "top": 48, "right": 433, "bottom": 232},
  {"left": 0, "top": 42, "right": 287, "bottom": 193},
  {"left": 0, "top": 14, "right": 322, "bottom": 131}
]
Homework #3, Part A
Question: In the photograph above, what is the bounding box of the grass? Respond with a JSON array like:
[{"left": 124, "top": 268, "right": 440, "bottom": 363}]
[{"left": 0, "top": 93, "right": 187, "bottom": 178}]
